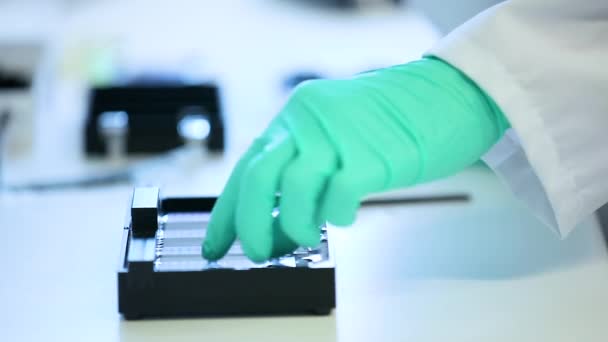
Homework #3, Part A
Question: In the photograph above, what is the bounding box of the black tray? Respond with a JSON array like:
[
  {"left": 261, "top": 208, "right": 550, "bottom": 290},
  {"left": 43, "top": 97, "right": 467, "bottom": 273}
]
[{"left": 118, "top": 187, "right": 335, "bottom": 320}]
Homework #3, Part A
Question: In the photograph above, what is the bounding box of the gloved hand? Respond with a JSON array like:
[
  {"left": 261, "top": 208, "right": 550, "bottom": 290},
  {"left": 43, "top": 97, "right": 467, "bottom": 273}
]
[{"left": 203, "top": 57, "right": 510, "bottom": 262}]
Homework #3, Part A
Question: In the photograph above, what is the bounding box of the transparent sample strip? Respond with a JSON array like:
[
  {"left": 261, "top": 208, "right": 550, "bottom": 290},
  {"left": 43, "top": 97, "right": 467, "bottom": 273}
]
[{"left": 154, "top": 212, "right": 328, "bottom": 272}]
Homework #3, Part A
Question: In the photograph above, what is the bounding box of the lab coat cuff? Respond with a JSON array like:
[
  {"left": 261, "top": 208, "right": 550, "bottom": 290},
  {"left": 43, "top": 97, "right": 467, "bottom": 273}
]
[{"left": 423, "top": 36, "right": 583, "bottom": 238}]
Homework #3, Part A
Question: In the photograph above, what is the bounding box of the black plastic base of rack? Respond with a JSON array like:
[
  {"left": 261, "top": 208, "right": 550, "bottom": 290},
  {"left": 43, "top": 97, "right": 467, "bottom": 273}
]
[
  {"left": 118, "top": 188, "right": 336, "bottom": 320},
  {"left": 118, "top": 264, "right": 335, "bottom": 320}
]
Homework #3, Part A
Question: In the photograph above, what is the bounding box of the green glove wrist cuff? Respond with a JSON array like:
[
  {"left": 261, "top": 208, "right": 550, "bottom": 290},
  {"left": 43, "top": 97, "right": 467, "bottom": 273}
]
[
  {"left": 345, "top": 56, "right": 511, "bottom": 186},
  {"left": 425, "top": 56, "right": 511, "bottom": 132}
]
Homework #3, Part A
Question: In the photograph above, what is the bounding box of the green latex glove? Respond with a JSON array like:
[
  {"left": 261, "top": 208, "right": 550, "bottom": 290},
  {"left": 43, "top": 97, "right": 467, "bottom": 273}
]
[{"left": 203, "top": 57, "right": 510, "bottom": 262}]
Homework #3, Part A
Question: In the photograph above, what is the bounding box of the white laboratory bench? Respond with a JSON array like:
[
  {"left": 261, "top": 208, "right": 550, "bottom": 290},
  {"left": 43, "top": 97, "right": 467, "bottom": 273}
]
[{"left": 2, "top": 1, "right": 608, "bottom": 342}]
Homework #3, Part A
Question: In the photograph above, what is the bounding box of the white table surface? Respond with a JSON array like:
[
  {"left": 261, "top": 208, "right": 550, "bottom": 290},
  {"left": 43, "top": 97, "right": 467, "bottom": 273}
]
[{"left": 2, "top": 1, "right": 608, "bottom": 341}]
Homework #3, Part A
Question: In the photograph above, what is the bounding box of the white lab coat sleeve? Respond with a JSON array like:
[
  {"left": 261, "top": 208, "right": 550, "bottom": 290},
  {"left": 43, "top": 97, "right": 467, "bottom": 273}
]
[{"left": 426, "top": 0, "right": 608, "bottom": 237}]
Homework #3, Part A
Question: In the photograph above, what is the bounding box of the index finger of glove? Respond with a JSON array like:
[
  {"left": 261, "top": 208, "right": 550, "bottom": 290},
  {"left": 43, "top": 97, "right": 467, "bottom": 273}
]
[{"left": 203, "top": 139, "right": 267, "bottom": 261}]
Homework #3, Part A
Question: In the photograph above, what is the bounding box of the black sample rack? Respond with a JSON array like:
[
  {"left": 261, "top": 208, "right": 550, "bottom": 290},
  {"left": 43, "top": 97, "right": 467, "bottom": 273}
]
[{"left": 118, "top": 187, "right": 335, "bottom": 320}]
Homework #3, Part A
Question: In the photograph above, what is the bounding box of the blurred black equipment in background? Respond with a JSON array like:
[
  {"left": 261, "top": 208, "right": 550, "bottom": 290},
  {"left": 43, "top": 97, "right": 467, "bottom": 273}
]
[{"left": 85, "top": 84, "right": 225, "bottom": 158}]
